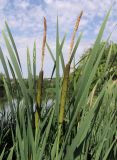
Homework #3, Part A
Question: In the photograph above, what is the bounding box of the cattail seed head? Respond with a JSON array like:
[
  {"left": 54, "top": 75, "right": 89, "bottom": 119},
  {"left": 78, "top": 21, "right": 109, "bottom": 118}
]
[
  {"left": 59, "top": 63, "right": 70, "bottom": 124},
  {"left": 35, "top": 70, "right": 43, "bottom": 127},
  {"left": 36, "top": 70, "right": 43, "bottom": 111}
]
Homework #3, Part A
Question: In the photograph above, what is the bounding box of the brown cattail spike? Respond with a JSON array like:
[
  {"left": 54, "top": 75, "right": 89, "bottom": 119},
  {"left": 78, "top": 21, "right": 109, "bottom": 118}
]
[
  {"left": 59, "top": 63, "right": 70, "bottom": 124},
  {"left": 41, "top": 17, "right": 47, "bottom": 70},
  {"left": 35, "top": 70, "right": 43, "bottom": 128},
  {"left": 68, "top": 11, "right": 83, "bottom": 62},
  {"left": 36, "top": 70, "right": 43, "bottom": 111}
]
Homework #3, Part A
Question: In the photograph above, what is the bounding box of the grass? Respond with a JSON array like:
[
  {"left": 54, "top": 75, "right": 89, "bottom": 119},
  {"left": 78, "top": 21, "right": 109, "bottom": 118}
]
[{"left": 0, "top": 9, "right": 116, "bottom": 160}]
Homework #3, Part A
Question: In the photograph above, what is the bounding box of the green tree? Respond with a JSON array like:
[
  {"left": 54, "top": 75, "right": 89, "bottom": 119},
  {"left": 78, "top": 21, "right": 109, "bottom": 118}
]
[{"left": 73, "top": 42, "right": 117, "bottom": 94}]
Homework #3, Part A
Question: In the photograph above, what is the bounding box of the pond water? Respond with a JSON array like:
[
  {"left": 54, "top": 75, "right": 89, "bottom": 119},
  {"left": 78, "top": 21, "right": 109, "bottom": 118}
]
[
  {"left": 0, "top": 97, "right": 10, "bottom": 119},
  {"left": 0, "top": 97, "right": 8, "bottom": 110},
  {"left": 0, "top": 97, "right": 53, "bottom": 119}
]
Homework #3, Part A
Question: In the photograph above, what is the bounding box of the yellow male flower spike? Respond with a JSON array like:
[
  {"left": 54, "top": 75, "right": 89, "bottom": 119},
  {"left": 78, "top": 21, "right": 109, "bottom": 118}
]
[
  {"left": 68, "top": 11, "right": 83, "bottom": 62},
  {"left": 41, "top": 17, "right": 47, "bottom": 71}
]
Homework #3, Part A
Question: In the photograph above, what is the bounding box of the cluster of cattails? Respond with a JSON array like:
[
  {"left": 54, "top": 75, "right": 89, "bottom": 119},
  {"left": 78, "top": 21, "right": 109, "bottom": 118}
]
[
  {"left": 35, "top": 12, "right": 83, "bottom": 131},
  {"left": 35, "top": 17, "right": 47, "bottom": 129}
]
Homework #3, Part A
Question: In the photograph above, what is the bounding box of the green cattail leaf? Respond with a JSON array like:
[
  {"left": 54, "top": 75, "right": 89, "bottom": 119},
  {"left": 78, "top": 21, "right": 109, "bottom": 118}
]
[
  {"left": 3, "top": 76, "right": 15, "bottom": 117},
  {"left": 2, "top": 31, "right": 29, "bottom": 105},
  {"left": 104, "top": 43, "right": 112, "bottom": 72},
  {"left": 95, "top": 112, "right": 115, "bottom": 160},
  {"left": 77, "top": 9, "right": 111, "bottom": 96},
  {"left": 38, "top": 108, "right": 54, "bottom": 160},
  {"left": 103, "top": 139, "right": 116, "bottom": 160},
  {"left": 27, "top": 47, "right": 33, "bottom": 97},
  {"left": 0, "top": 146, "right": 6, "bottom": 160},
  {"left": 69, "top": 32, "right": 83, "bottom": 64},
  {"left": 46, "top": 42, "right": 55, "bottom": 63},
  {"left": 64, "top": 84, "right": 106, "bottom": 160},
  {"left": 33, "top": 41, "right": 36, "bottom": 96},
  {"left": 5, "top": 21, "right": 22, "bottom": 71},
  {"left": 7, "top": 146, "right": 14, "bottom": 160},
  {"left": 55, "top": 16, "right": 60, "bottom": 118},
  {"left": 59, "top": 34, "right": 66, "bottom": 71}
]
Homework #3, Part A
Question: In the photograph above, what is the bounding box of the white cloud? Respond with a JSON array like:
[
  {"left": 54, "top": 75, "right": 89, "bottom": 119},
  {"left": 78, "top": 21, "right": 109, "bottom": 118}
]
[
  {"left": 13, "top": 0, "right": 30, "bottom": 9},
  {"left": 18, "top": 0, "right": 29, "bottom": 9},
  {"left": 0, "top": 0, "right": 8, "bottom": 9},
  {"left": 44, "top": 0, "right": 53, "bottom": 4}
]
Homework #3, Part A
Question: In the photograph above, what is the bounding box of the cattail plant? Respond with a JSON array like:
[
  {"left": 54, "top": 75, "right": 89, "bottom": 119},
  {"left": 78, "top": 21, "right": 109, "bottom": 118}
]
[
  {"left": 59, "top": 11, "right": 83, "bottom": 124},
  {"left": 56, "top": 11, "right": 83, "bottom": 159},
  {"left": 35, "top": 17, "right": 47, "bottom": 128}
]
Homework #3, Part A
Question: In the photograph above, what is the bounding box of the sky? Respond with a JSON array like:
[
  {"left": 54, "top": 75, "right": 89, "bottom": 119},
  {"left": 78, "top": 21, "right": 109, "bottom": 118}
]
[{"left": 0, "top": 0, "right": 117, "bottom": 77}]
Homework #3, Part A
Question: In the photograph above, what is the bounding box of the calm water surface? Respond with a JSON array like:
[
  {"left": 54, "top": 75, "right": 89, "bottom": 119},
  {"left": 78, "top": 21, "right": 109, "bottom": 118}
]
[{"left": 0, "top": 97, "right": 53, "bottom": 118}]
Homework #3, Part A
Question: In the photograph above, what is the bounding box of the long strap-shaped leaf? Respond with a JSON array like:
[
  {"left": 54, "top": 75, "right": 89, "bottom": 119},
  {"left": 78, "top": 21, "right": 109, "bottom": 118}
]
[
  {"left": 69, "top": 32, "right": 83, "bottom": 65},
  {"left": 33, "top": 41, "right": 37, "bottom": 97},
  {"left": 66, "top": 36, "right": 110, "bottom": 151},
  {"left": 64, "top": 84, "right": 107, "bottom": 160},
  {"left": 3, "top": 76, "right": 15, "bottom": 117},
  {"left": 5, "top": 22, "right": 22, "bottom": 71},
  {"left": 46, "top": 32, "right": 66, "bottom": 76},
  {"left": 0, "top": 47, "right": 10, "bottom": 82},
  {"left": 27, "top": 47, "right": 33, "bottom": 97},
  {"left": 0, "top": 145, "right": 6, "bottom": 160},
  {"left": 69, "top": 9, "right": 111, "bottom": 115},
  {"left": 95, "top": 112, "right": 115, "bottom": 160},
  {"left": 2, "top": 31, "right": 29, "bottom": 105},
  {"left": 103, "top": 138, "right": 116, "bottom": 160},
  {"left": 76, "top": 8, "right": 111, "bottom": 100},
  {"left": 55, "top": 16, "right": 60, "bottom": 117},
  {"left": 37, "top": 108, "right": 54, "bottom": 160},
  {"left": 7, "top": 146, "right": 14, "bottom": 160}
]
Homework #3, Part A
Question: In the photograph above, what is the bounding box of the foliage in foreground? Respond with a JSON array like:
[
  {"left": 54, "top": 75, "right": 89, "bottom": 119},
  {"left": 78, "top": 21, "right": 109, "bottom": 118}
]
[{"left": 0, "top": 9, "right": 117, "bottom": 160}]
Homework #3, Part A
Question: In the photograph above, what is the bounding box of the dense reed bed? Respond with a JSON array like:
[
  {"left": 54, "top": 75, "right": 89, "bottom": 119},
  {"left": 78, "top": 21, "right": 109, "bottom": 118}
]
[{"left": 0, "top": 9, "right": 116, "bottom": 160}]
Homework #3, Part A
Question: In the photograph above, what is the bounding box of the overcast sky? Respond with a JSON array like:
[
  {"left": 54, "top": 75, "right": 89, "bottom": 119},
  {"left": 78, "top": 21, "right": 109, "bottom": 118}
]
[{"left": 0, "top": 0, "right": 117, "bottom": 77}]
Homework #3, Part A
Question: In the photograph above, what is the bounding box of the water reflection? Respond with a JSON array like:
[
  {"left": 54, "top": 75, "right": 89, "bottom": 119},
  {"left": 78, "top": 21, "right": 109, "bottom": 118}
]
[
  {"left": 0, "top": 97, "right": 10, "bottom": 119},
  {"left": 0, "top": 97, "right": 8, "bottom": 110},
  {"left": 0, "top": 97, "right": 54, "bottom": 119}
]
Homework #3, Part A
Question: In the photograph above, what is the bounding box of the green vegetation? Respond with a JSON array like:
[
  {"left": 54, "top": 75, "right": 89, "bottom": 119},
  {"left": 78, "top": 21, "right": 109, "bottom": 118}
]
[
  {"left": 0, "top": 9, "right": 116, "bottom": 160},
  {"left": 0, "top": 73, "right": 5, "bottom": 98}
]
